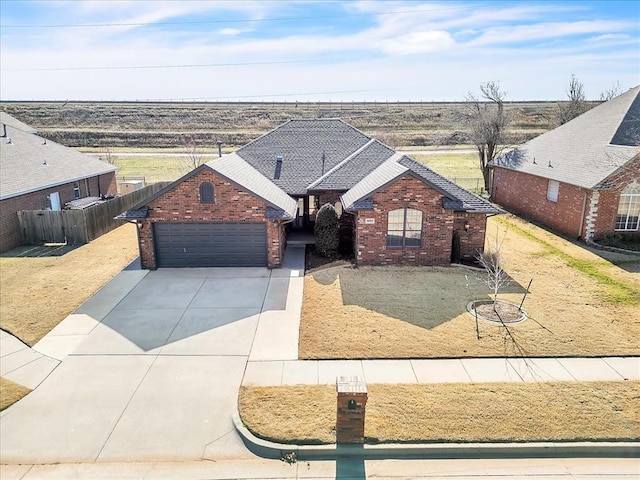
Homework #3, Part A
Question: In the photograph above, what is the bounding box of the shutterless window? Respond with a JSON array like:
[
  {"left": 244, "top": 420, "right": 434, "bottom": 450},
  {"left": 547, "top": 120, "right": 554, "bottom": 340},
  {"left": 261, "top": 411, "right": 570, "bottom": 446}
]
[
  {"left": 615, "top": 184, "right": 640, "bottom": 231},
  {"left": 199, "top": 182, "right": 215, "bottom": 203},
  {"left": 547, "top": 180, "right": 560, "bottom": 202},
  {"left": 387, "top": 208, "right": 422, "bottom": 247},
  {"left": 73, "top": 181, "right": 81, "bottom": 199}
]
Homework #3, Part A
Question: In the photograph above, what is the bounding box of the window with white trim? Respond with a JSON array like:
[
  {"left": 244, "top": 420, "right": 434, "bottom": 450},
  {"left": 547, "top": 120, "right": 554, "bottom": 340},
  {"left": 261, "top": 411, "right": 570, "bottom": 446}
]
[
  {"left": 387, "top": 207, "right": 422, "bottom": 247},
  {"left": 615, "top": 184, "right": 640, "bottom": 231},
  {"left": 73, "top": 181, "right": 81, "bottom": 199},
  {"left": 547, "top": 180, "right": 559, "bottom": 202}
]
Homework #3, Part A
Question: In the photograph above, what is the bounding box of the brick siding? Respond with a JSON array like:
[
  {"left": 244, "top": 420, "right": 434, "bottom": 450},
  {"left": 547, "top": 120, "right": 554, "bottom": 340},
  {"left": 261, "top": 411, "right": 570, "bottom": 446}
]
[
  {"left": 492, "top": 168, "right": 588, "bottom": 239},
  {"left": 354, "top": 174, "right": 487, "bottom": 265},
  {"left": 492, "top": 157, "right": 640, "bottom": 240},
  {"left": 137, "top": 168, "right": 285, "bottom": 269},
  {"left": 0, "top": 172, "right": 116, "bottom": 253}
]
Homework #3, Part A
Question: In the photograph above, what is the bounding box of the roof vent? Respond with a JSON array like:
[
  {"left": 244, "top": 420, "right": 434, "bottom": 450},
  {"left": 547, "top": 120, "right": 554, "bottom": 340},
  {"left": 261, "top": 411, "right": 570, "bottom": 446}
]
[
  {"left": 274, "top": 156, "right": 283, "bottom": 179},
  {"left": 43, "top": 159, "right": 48, "bottom": 165},
  {"left": 43, "top": 139, "right": 48, "bottom": 145},
  {"left": 548, "top": 160, "right": 553, "bottom": 168},
  {"left": 532, "top": 157, "right": 537, "bottom": 165},
  {"left": 7, "top": 137, "right": 12, "bottom": 145},
  {"left": 1, "top": 123, "right": 6, "bottom": 138}
]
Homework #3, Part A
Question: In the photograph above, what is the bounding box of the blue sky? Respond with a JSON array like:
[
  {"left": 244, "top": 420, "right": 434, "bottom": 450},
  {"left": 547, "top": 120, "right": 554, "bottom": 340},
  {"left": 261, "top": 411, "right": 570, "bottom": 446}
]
[{"left": 1, "top": 0, "right": 638, "bottom": 101}]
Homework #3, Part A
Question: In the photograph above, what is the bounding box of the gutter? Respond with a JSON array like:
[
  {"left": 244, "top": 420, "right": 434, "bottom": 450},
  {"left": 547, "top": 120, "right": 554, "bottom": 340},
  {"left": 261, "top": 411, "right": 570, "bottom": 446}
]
[{"left": 578, "top": 189, "right": 588, "bottom": 240}]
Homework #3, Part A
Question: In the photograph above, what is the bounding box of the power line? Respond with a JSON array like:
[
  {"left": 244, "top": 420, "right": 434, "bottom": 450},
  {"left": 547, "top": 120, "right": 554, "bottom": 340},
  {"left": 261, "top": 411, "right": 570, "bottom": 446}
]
[{"left": 4, "top": 59, "right": 313, "bottom": 72}]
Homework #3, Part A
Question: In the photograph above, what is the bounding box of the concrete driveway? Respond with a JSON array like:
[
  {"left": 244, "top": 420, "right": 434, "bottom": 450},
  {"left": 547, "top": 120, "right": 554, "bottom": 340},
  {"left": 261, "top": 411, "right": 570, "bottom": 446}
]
[{"left": 0, "top": 251, "right": 304, "bottom": 464}]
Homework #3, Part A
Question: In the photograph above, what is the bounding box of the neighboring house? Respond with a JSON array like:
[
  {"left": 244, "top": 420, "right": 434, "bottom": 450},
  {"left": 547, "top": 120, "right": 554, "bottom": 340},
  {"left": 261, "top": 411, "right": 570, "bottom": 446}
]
[
  {"left": 121, "top": 119, "right": 501, "bottom": 269},
  {"left": 491, "top": 86, "right": 640, "bottom": 242},
  {"left": 0, "top": 112, "right": 117, "bottom": 252}
]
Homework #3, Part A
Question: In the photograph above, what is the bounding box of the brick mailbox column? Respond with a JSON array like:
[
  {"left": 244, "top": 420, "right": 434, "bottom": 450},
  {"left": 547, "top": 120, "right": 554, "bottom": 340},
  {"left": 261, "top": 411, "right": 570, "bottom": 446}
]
[{"left": 335, "top": 376, "right": 368, "bottom": 444}]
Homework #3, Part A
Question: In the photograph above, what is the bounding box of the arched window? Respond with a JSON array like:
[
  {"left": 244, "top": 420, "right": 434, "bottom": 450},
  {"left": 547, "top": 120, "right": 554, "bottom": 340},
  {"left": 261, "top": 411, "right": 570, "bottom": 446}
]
[
  {"left": 199, "top": 182, "right": 215, "bottom": 203},
  {"left": 616, "top": 184, "right": 640, "bottom": 231},
  {"left": 387, "top": 207, "right": 422, "bottom": 247}
]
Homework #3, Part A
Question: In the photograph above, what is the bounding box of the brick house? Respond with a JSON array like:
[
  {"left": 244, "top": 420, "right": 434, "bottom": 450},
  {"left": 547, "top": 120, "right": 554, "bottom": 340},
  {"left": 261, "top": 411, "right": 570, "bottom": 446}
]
[
  {"left": 491, "top": 86, "right": 639, "bottom": 242},
  {"left": 123, "top": 119, "right": 501, "bottom": 269},
  {"left": 0, "top": 112, "right": 117, "bottom": 252}
]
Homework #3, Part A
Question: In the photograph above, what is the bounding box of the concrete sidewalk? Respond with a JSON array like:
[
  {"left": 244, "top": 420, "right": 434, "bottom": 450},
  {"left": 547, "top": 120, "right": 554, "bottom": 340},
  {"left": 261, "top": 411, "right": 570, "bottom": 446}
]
[{"left": 243, "top": 356, "right": 640, "bottom": 386}]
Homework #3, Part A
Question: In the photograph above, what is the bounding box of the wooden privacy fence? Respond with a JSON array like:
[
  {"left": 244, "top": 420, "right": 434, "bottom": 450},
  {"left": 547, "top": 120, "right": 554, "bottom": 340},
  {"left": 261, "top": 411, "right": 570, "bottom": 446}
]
[{"left": 18, "top": 182, "right": 169, "bottom": 246}]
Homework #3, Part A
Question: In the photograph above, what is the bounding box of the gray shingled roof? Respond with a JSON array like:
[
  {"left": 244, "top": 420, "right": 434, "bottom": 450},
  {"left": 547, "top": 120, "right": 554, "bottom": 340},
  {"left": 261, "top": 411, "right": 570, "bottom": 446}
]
[
  {"left": 342, "top": 154, "right": 502, "bottom": 214},
  {"left": 205, "top": 153, "right": 297, "bottom": 218},
  {"left": 126, "top": 153, "right": 297, "bottom": 219},
  {"left": 308, "top": 139, "right": 395, "bottom": 190},
  {"left": 1, "top": 112, "right": 37, "bottom": 134},
  {"left": 492, "top": 85, "right": 640, "bottom": 189},
  {"left": 0, "top": 112, "right": 117, "bottom": 200},
  {"left": 236, "top": 119, "right": 372, "bottom": 195}
]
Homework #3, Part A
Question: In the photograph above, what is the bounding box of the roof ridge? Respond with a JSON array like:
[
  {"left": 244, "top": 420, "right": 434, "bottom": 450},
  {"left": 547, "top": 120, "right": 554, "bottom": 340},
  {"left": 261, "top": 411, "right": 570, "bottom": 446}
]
[{"left": 307, "top": 138, "right": 380, "bottom": 189}]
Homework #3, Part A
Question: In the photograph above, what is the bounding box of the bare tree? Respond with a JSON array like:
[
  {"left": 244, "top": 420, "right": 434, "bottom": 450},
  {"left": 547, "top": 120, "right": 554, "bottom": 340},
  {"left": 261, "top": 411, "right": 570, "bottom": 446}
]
[
  {"left": 600, "top": 80, "right": 623, "bottom": 101},
  {"left": 181, "top": 135, "right": 206, "bottom": 171},
  {"left": 476, "top": 225, "right": 510, "bottom": 311},
  {"left": 100, "top": 145, "right": 116, "bottom": 165},
  {"left": 556, "top": 74, "right": 587, "bottom": 125},
  {"left": 463, "top": 81, "right": 509, "bottom": 193}
]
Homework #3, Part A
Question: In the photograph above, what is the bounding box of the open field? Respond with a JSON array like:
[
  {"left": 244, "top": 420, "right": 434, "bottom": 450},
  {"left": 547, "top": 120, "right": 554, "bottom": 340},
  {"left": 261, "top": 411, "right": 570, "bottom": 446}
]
[
  {"left": 238, "top": 381, "right": 640, "bottom": 444},
  {"left": 0, "top": 224, "right": 139, "bottom": 346},
  {"left": 299, "top": 215, "right": 640, "bottom": 359},
  {"left": 0, "top": 100, "right": 599, "bottom": 148}
]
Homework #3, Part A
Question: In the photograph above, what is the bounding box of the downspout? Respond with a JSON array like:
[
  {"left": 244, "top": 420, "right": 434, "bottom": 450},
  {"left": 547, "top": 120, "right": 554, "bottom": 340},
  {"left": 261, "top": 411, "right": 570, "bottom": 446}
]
[{"left": 578, "top": 189, "right": 588, "bottom": 240}]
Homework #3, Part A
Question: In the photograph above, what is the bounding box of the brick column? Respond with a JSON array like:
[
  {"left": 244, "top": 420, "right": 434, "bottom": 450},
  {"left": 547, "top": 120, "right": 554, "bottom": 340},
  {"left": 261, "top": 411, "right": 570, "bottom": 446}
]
[{"left": 336, "top": 376, "right": 368, "bottom": 444}]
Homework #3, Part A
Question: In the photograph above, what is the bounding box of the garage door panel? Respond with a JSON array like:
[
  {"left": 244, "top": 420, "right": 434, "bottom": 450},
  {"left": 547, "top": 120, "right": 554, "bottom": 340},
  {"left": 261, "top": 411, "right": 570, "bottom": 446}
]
[{"left": 154, "top": 223, "right": 267, "bottom": 267}]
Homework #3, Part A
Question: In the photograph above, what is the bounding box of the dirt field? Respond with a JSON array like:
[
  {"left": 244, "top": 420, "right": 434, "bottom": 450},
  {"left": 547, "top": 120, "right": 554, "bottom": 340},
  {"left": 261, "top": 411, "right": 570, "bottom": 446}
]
[
  {"left": 239, "top": 381, "right": 640, "bottom": 444},
  {"left": 0, "top": 100, "right": 589, "bottom": 148},
  {"left": 0, "top": 224, "right": 139, "bottom": 346},
  {"left": 299, "top": 215, "right": 640, "bottom": 359}
]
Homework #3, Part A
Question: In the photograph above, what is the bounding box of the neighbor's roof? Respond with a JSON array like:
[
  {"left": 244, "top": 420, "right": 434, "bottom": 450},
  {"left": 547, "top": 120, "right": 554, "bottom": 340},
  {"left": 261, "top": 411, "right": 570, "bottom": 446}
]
[
  {"left": 0, "top": 112, "right": 117, "bottom": 201},
  {"left": 0, "top": 111, "right": 37, "bottom": 134},
  {"left": 236, "top": 118, "right": 373, "bottom": 195},
  {"left": 492, "top": 85, "right": 640, "bottom": 189},
  {"left": 342, "top": 154, "right": 502, "bottom": 214}
]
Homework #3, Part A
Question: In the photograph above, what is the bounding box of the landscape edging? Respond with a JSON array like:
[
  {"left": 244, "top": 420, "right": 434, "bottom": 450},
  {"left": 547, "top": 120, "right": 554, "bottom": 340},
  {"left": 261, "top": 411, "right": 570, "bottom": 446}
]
[{"left": 232, "top": 408, "right": 640, "bottom": 460}]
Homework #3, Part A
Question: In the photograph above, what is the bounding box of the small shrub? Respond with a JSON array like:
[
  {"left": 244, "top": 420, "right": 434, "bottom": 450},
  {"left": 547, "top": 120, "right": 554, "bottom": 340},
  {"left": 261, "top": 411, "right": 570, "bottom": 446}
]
[
  {"left": 314, "top": 203, "right": 340, "bottom": 258},
  {"left": 596, "top": 233, "right": 640, "bottom": 252}
]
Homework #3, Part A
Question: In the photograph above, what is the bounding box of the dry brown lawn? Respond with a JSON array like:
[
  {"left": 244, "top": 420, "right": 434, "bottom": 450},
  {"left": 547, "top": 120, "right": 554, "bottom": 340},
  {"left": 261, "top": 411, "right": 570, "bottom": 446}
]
[
  {"left": 0, "top": 223, "right": 139, "bottom": 346},
  {"left": 238, "top": 381, "right": 640, "bottom": 444},
  {"left": 0, "top": 378, "right": 31, "bottom": 411},
  {"left": 299, "top": 215, "right": 640, "bottom": 358}
]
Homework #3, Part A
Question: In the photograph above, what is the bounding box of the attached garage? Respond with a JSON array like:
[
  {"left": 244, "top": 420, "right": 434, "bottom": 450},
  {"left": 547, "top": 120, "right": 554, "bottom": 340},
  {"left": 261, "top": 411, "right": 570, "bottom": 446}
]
[{"left": 154, "top": 222, "right": 267, "bottom": 267}]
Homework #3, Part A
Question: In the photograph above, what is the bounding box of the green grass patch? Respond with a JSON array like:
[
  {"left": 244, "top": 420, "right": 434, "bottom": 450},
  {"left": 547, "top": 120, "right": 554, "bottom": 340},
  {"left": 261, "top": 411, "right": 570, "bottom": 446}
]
[
  {"left": 499, "top": 218, "right": 640, "bottom": 306},
  {"left": 410, "top": 152, "right": 484, "bottom": 193},
  {"left": 114, "top": 156, "right": 190, "bottom": 183}
]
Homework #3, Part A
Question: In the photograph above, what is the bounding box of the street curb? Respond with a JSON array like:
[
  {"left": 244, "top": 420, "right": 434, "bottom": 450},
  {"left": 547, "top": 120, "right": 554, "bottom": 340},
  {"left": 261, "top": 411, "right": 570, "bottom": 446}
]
[{"left": 233, "top": 409, "right": 640, "bottom": 460}]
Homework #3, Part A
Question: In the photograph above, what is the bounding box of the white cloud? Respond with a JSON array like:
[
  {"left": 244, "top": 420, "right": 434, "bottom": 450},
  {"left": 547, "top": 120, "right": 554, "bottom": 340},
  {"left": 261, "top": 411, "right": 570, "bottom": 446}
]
[
  {"left": 378, "top": 30, "right": 455, "bottom": 55},
  {"left": 218, "top": 28, "right": 245, "bottom": 36}
]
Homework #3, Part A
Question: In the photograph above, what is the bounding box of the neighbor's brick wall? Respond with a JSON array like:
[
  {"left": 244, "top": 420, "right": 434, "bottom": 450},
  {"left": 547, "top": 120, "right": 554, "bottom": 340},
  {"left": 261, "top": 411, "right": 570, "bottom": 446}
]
[
  {"left": 0, "top": 172, "right": 117, "bottom": 253},
  {"left": 138, "top": 168, "right": 284, "bottom": 268},
  {"left": 355, "top": 174, "right": 456, "bottom": 266},
  {"left": 492, "top": 168, "right": 587, "bottom": 239},
  {"left": 593, "top": 155, "right": 640, "bottom": 239}
]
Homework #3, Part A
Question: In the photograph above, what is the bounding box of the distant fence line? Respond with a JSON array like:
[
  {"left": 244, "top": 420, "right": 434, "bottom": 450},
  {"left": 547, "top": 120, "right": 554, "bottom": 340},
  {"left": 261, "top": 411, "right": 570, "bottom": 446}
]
[
  {"left": 450, "top": 177, "right": 485, "bottom": 194},
  {"left": 18, "top": 182, "right": 169, "bottom": 246}
]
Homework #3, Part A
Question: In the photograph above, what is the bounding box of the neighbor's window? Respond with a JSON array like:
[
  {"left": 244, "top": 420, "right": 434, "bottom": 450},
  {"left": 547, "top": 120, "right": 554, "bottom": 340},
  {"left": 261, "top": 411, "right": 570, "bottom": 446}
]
[
  {"left": 73, "top": 181, "right": 81, "bottom": 199},
  {"left": 615, "top": 184, "right": 640, "bottom": 231},
  {"left": 199, "top": 182, "right": 215, "bottom": 203},
  {"left": 547, "top": 180, "right": 560, "bottom": 202},
  {"left": 387, "top": 207, "right": 422, "bottom": 247}
]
